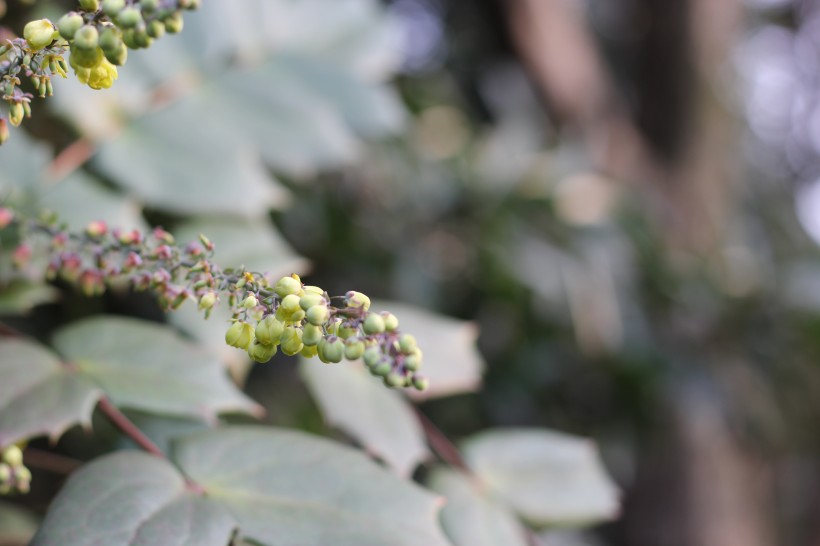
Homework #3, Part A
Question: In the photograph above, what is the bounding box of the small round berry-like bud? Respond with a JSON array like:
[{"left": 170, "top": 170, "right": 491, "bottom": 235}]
[
  {"left": 225, "top": 321, "right": 254, "bottom": 350},
  {"left": 385, "top": 371, "right": 406, "bottom": 388},
  {"left": 302, "top": 324, "right": 323, "bottom": 346},
  {"left": 58, "top": 12, "right": 84, "bottom": 40},
  {"left": 280, "top": 326, "right": 304, "bottom": 356},
  {"left": 381, "top": 311, "right": 399, "bottom": 332},
  {"left": 403, "top": 349, "right": 423, "bottom": 371},
  {"left": 99, "top": 25, "right": 123, "bottom": 52},
  {"left": 242, "top": 294, "right": 258, "bottom": 309},
  {"left": 412, "top": 375, "right": 429, "bottom": 391},
  {"left": 102, "top": 0, "right": 126, "bottom": 16},
  {"left": 338, "top": 321, "right": 358, "bottom": 340},
  {"left": 303, "top": 285, "right": 324, "bottom": 296},
  {"left": 198, "top": 292, "right": 217, "bottom": 310},
  {"left": 362, "top": 313, "right": 385, "bottom": 335},
  {"left": 372, "top": 355, "right": 393, "bottom": 377},
  {"left": 2, "top": 446, "right": 22, "bottom": 467},
  {"left": 117, "top": 7, "right": 143, "bottom": 28},
  {"left": 306, "top": 304, "right": 330, "bottom": 326},
  {"left": 24, "top": 19, "right": 56, "bottom": 51},
  {"left": 344, "top": 338, "right": 365, "bottom": 360},
  {"left": 274, "top": 276, "right": 301, "bottom": 298},
  {"left": 280, "top": 294, "right": 301, "bottom": 313},
  {"left": 79, "top": 0, "right": 100, "bottom": 11},
  {"left": 140, "top": 0, "right": 159, "bottom": 12},
  {"left": 363, "top": 346, "right": 381, "bottom": 368},
  {"left": 398, "top": 334, "right": 418, "bottom": 355},
  {"left": 346, "top": 291, "right": 371, "bottom": 311},
  {"left": 104, "top": 43, "right": 127, "bottom": 65},
  {"left": 318, "top": 336, "right": 344, "bottom": 363},
  {"left": 164, "top": 11, "right": 184, "bottom": 33},
  {"left": 122, "top": 28, "right": 139, "bottom": 49},
  {"left": 248, "top": 340, "right": 277, "bottom": 363},
  {"left": 73, "top": 25, "right": 100, "bottom": 50},
  {"left": 255, "top": 315, "right": 284, "bottom": 346},
  {"left": 85, "top": 220, "right": 107, "bottom": 238},
  {"left": 0, "top": 463, "right": 10, "bottom": 483},
  {"left": 299, "top": 293, "right": 325, "bottom": 311},
  {"left": 146, "top": 19, "right": 165, "bottom": 39}
]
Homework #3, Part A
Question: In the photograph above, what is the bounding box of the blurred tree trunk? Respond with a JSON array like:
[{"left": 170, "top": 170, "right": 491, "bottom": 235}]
[{"left": 503, "top": 1, "right": 777, "bottom": 545}]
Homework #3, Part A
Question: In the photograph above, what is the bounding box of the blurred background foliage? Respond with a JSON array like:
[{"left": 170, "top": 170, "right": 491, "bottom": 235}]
[{"left": 3, "top": 0, "right": 820, "bottom": 545}]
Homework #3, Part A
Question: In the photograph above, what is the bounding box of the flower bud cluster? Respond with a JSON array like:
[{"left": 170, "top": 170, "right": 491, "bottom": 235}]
[
  {"left": 2, "top": 209, "right": 429, "bottom": 391},
  {"left": 0, "top": 0, "right": 200, "bottom": 144},
  {"left": 0, "top": 445, "right": 31, "bottom": 496},
  {"left": 224, "top": 277, "right": 428, "bottom": 391}
]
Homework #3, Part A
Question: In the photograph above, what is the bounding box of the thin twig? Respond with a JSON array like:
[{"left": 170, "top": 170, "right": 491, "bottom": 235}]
[
  {"left": 0, "top": 322, "right": 24, "bottom": 337},
  {"left": 97, "top": 397, "right": 165, "bottom": 458},
  {"left": 414, "top": 407, "right": 471, "bottom": 472}
]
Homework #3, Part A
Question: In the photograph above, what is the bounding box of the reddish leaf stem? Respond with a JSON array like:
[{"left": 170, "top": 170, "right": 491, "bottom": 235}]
[{"left": 97, "top": 397, "right": 165, "bottom": 458}]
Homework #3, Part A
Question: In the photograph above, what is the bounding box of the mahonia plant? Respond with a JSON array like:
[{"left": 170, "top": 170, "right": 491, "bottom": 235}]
[
  {"left": 0, "top": 0, "right": 199, "bottom": 144},
  {"left": 1, "top": 207, "right": 429, "bottom": 391}
]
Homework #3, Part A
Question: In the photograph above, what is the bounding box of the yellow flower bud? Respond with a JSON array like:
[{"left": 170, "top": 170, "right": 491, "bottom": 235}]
[
  {"left": 225, "top": 321, "right": 254, "bottom": 350},
  {"left": 24, "top": 19, "right": 56, "bottom": 51}
]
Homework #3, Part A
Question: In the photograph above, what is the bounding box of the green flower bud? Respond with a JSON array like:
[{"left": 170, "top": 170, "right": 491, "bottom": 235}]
[
  {"left": 372, "top": 355, "right": 393, "bottom": 377},
  {"left": 274, "top": 275, "right": 301, "bottom": 298},
  {"left": 0, "top": 119, "right": 8, "bottom": 146},
  {"left": 146, "top": 19, "right": 165, "bottom": 39},
  {"left": 385, "top": 371, "right": 406, "bottom": 388},
  {"left": 140, "top": 0, "right": 159, "bottom": 12},
  {"left": 179, "top": 0, "right": 200, "bottom": 9},
  {"left": 346, "top": 291, "right": 371, "bottom": 311},
  {"left": 58, "top": 12, "right": 84, "bottom": 40},
  {"left": 122, "top": 29, "right": 139, "bottom": 49},
  {"left": 403, "top": 349, "right": 423, "bottom": 371},
  {"left": 280, "top": 326, "right": 304, "bottom": 356},
  {"left": 318, "top": 336, "right": 344, "bottom": 364},
  {"left": 133, "top": 27, "right": 153, "bottom": 48},
  {"left": 325, "top": 318, "right": 341, "bottom": 336},
  {"left": 242, "top": 294, "right": 258, "bottom": 309},
  {"left": 302, "top": 324, "right": 324, "bottom": 346},
  {"left": 102, "top": 0, "right": 126, "bottom": 17},
  {"left": 248, "top": 339, "right": 277, "bottom": 363},
  {"left": 303, "top": 285, "right": 324, "bottom": 296},
  {"left": 412, "top": 375, "right": 429, "bottom": 391},
  {"left": 24, "top": 19, "right": 56, "bottom": 51},
  {"left": 99, "top": 25, "right": 123, "bottom": 52},
  {"left": 73, "top": 25, "right": 99, "bottom": 51},
  {"left": 225, "top": 321, "right": 254, "bottom": 350},
  {"left": 198, "top": 292, "right": 217, "bottom": 310},
  {"left": 338, "top": 321, "right": 358, "bottom": 340},
  {"left": 8, "top": 102, "right": 23, "bottom": 127},
  {"left": 2, "top": 446, "right": 22, "bottom": 467},
  {"left": 79, "top": 0, "right": 100, "bottom": 11},
  {"left": 104, "top": 43, "right": 127, "bottom": 65},
  {"left": 381, "top": 311, "right": 399, "bottom": 332},
  {"left": 306, "top": 304, "right": 330, "bottom": 326},
  {"left": 116, "top": 7, "right": 143, "bottom": 29},
  {"left": 398, "top": 334, "right": 418, "bottom": 355},
  {"left": 280, "top": 294, "right": 301, "bottom": 313},
  {"left": 0, "top": 463, "right": 10, "bottom": 483},
  {"left": 164, "top": 11, "right": 184, "bottom": 33},
  {"left": 344, "top": 338, "right": 365, "bottom": 360},
  {"left": 300, "top": 344, "right": 318, "bottom": 358},
  {"left": 299, "top": 293, "right": 325, "bottom": 311},
  {"left": 363, "top": 346, "right": 381, "bottom": 368},
  {"left": 69, "top": 43, "right": 103, "bottom": 68},
  {"left": 255, "top": 315, "right": 284, "bottom": 346},
  {"left": 362, "top": 312, "right": 385, "bottom": 335}
]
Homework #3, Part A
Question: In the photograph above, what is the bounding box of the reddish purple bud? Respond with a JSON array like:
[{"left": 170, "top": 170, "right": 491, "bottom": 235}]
[
  {"left": 117, "top": 229, "right": 142, "bottom": 245},
  {"left": 51, "top": 232, "right": 69, "bottom": 249},
  {"left": 59, "top": 253, "right": 83, "bottom": 282},
  {"left": 85, "top": 220, "right": 108, "bottom": 238},
  {"left": 185, "top": 241, "right": 203, "bottom": 257},
  {"left": 79, "top": 269, "right": 106, "bottom": 297},
  {"left": 152, "top": 226, "right": 175, "bottom": 244},
  {"left": 152, "top": 245, "right": 172, "bottom": 260},
  {"left": 151, "top": 268, "right": 171, "bottom": 287},
  {"left": 122, "top": 251, "right": 143, "bottom": 272},
  {"left": 0, "top": 208, "right": 14, "bottom": 229},
  {"left": 11, "top": 244, "right": 31, "bottom": 269}
]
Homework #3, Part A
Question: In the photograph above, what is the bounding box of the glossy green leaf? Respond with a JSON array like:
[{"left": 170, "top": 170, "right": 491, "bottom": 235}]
[
  {"left": 172, "top": 426, "right": 452, "bottom": 546},
  {"left": 0, "top": 339, "right": 100, "bottom": 449},
  {"left": 38, "top": 171, "right": 148, "bottom": 232},
  {"left": 372, "top": 301, "right": 485, "bottom": 399},
  {"left": 0, "top": 280, "right": 59, "bottom": 314},
  {"left": 427, "top": 467, "right": 529, "bottom": 546},
  {"left": 52, "top": 316, "right": 262, "bottom": 421},
  {"left": 300, "top": 358, "right": 429, "bottom": 476},
  {"left": 30, "top": 451, "right": 237, "bottom": 546},
  {"left": 462, "top": 429, "right": 620, "bottom": 527}
]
